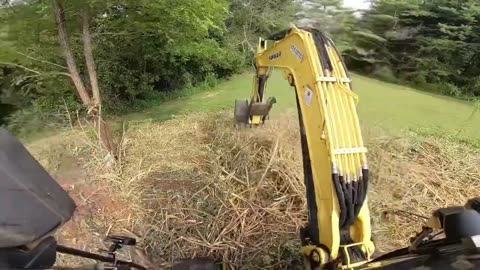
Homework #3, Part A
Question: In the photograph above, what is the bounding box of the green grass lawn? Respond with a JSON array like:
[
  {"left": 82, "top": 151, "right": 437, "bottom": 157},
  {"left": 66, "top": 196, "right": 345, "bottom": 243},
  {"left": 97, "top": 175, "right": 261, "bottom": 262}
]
[
  {"left": 127, "top": 70, "right": 480, "bottom": 144},
  {"left": 354, "top": 75, "right": 479, "bottom": 141}
]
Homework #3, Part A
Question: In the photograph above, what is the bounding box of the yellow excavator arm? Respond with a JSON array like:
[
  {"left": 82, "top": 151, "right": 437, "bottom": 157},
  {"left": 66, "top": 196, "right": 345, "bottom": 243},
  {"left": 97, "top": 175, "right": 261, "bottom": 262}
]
[{"left": 235, "top": 26, "right": 375, "bottom": 269}]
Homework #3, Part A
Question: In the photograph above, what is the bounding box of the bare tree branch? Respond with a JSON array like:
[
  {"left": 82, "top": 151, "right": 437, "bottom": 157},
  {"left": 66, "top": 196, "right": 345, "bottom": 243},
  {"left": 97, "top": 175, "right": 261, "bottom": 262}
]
[
  {"left": 16, "top": 51, "right": 69, "bottom": 70},
  {"left": 0, "top": 62, "right": 72, "bottom": 78},
  {"left": 0, "top": 62, "right": 41, "bottom": 74},
  {"left": 24, "top": 72, "right": 72, "bottom": 79},
  {"left": 242, "top": 25, "right": 255, "bottom": 53},
  {"left": 82, "top": 11, "right": 101, "bottom": 105}
]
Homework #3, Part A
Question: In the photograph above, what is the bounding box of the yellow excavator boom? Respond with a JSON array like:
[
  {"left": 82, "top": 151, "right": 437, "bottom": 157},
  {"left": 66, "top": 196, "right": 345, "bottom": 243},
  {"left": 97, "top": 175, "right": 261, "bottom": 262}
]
[{"left": 235, "top": 26, "right": 375, "bottom": 269}]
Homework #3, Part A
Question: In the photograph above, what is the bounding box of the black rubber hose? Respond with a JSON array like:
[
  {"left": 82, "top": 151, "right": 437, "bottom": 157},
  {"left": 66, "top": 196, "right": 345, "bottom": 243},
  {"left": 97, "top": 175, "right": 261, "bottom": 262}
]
[
  {"left": 362, "top": 169, "right": 369, "bottom": 200},
  {"left": 295, "top": 90, "right": 320, "bottom": 243},
  {"left": 353, "top": 178, "right": 363, "bottom": 218},
  {"left": 341, "top": 177, "right": 355, "bottom": 228},
  {"left": 333, "top": 173, "right": 347, "bottom": 228},
  {"left": 352, "top": 180, "right": 359, "bottom": 206},
  {"left": 257, "top": 74, "right": 268, "bottom": 103},
  {"left": 303, "top": 28, "right": 333, "bottom": 73},
  {"left": 318, "top": 33, "right": 334, "bottom": 73},
  {"left": 353, "top": 169, "right": 369, "bottom": 220}
]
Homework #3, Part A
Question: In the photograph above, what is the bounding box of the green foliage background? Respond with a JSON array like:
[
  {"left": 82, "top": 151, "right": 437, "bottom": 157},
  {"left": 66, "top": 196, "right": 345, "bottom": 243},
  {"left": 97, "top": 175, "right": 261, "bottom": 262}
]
[
  {"left": 344, "top": 0, "right": 480, "bottom": 99},
  {"left": 0, "top": 0, "right": 295, "bottom": 133},
  {"left": 2, "top": 0, "right": 480, "bottom": 134}
]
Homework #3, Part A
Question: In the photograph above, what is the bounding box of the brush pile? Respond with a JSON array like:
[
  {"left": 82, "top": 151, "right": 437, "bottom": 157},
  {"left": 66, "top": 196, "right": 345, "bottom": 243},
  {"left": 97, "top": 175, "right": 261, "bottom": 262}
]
[
  {"left": 366, "top": 130, "right": 480, "bottom": 251},
  {"left": 109, "top": 113, "right": 306, "bottom": 269},
  {"left": 66, "top": 112, "right": 480, "bottom": 269}
]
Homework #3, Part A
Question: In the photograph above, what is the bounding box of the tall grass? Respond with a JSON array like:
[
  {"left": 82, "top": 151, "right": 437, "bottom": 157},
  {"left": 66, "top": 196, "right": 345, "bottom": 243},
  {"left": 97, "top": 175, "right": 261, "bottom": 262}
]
[{"left": 42, "top": 111, "right": 480, "bottom": 269}]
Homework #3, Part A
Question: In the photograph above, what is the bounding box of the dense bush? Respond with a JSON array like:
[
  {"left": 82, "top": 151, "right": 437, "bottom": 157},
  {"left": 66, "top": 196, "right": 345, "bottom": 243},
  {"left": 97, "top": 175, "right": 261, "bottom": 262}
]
[
  {"left": 345, "top": 0, "right": 480, "bottom": 99},
  {"left": 0, "top": 0, "right": 295, "bottom": 133},
  {"left": 4, "top": 0, "right": 480, "bottom": 135}
]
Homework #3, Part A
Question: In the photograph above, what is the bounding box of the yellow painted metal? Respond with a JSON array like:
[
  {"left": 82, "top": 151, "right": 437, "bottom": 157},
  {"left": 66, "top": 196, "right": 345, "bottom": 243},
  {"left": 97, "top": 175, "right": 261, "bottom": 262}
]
[
  {"left": 251, "top": 116, "right": 262, "bottom": 125},
  {"left": 248, "top": 26, "right": 375, "bottom": 268}
]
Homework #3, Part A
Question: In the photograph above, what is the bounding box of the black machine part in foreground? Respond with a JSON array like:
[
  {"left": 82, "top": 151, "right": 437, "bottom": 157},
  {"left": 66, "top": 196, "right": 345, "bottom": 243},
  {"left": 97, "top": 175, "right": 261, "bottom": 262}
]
[
  {"left": 358, "top": 205, "right": 480, "bottom": 269},
  {"left": 0, "top": 128, "right": 75, "bottom": 249},
  {"left": 0, "top": 127, "right": 73, "bottom": 269},
  {"left": 0, "top": 128, "right": 144, "bottom": 270}
]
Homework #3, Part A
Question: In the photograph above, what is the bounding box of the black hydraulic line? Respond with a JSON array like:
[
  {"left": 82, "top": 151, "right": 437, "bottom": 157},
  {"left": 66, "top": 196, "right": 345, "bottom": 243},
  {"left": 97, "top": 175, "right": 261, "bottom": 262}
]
[
  {"left": 295, "top": 90, "right": 320, "bottom": 244},
  {"left": 302, "top": 28, "right": 333, "bottom": 73},
  {"left": 257, "top": 74, "right": 268, "bottom": 103},
  {"left": 340, "top": 177, "right": 348, "bottom": 229},
  {"left": 352, "top": 180, "right": 359, "bottom": 206},
  {"left": 57, "top": 245, "right": 147, "bottom": 270},
  {"left": 362, "top": 169, "right": 369, "bottom": 200},
  {"left": 353, "top": 179, "right": 362, "bottom": 218},
  {"left": 318, "top": 33, "right": 334, "bottom": 73},
  {"left": 354, "top": 169, "right": 369, "bottom": 218},
  {"left": 333, "top": 173, "right": 347, "bottom": 228},
  {"left": 340, "top": 176, "right": 354, "bottom": 229},
  {"left": 350, "top": 181, "right": 355, "bottom": 215}
]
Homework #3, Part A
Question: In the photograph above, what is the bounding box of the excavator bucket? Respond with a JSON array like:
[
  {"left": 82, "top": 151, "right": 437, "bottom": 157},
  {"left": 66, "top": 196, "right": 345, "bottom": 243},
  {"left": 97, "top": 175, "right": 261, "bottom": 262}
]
[
  {"left": 249, "top": 102, "right": 272, "bottom": 117},
  {"left": 234, "top": 100, "right": 249, "bottom": 125},
  {"left": 234, "top": 97, "right": 276, "bottom": 126}
]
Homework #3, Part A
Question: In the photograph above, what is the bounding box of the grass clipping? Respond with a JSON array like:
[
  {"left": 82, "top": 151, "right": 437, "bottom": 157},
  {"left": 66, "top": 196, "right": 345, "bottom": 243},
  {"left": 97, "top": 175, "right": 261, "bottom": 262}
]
[{"left": 85, "top": 112, "right": 480, "bottom": 269}]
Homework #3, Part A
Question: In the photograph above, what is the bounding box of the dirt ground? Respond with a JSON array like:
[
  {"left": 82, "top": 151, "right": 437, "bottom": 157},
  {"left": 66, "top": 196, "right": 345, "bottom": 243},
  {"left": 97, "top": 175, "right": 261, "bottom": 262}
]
[{"left": 27, "top": 137, "right": 141, "bottom": 267}]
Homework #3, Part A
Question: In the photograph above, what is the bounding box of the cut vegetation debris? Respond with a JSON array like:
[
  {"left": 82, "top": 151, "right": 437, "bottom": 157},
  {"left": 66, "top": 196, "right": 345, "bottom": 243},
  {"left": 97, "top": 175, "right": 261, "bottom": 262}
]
[{"left": 28, "top": 112, "right": 480, "bottom": 269}]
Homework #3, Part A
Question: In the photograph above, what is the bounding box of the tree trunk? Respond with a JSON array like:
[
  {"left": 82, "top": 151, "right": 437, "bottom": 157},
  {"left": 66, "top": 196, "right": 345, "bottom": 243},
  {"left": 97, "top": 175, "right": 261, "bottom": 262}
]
[
  {"left": 82, "top": 11, "right": 101, "bottom": 104},
  {"left": 52, "top": 0, "right": 115, "bottom": 155},
  {"left": 82, "top": 11, "right": 115, "bottom": 154},
  {"left": 52, "top": 0, "right": 91, "bottom": 106}
]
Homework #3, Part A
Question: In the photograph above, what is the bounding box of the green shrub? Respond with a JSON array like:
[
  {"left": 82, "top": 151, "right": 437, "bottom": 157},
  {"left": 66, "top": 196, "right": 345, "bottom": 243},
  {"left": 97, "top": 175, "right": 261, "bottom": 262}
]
[
  {"left": 371, "top": 66, "right": 398, "bottom": 83},
  {"left": 414, "top": 82, "right": 462, "bottom": 97}
]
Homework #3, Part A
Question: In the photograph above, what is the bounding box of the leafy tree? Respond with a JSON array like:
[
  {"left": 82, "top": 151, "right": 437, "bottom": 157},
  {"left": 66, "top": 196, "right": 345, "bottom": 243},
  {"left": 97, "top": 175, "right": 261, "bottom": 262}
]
[
  {"left": 0, "top": 0, "right": 247, "bottom": 134},
  {"left": 347, "top": 0, "right": 480, "bottom": 97},
  {"left": 346, "top": 0, "right": 418, "bottom": 75},
  {"left": 410, "top": 0, "right": 480, "bottom": 96},
  {"left": 295, "top": 0, "right": 359, "bottom": 52},
  {"left": 296, "top": 0, "right": 347, "bottom": 33},
  {"left": 225, "top": 0, "right": 296, "bottom": 63}
]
